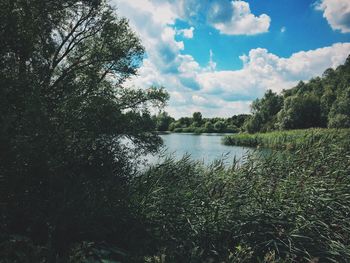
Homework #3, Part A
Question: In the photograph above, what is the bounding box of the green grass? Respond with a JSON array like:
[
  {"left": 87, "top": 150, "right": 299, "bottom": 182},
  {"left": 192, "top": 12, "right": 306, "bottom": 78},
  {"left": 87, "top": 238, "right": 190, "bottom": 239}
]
[{"left": 222, "top": 128, "right": 350, "bottom": 150}]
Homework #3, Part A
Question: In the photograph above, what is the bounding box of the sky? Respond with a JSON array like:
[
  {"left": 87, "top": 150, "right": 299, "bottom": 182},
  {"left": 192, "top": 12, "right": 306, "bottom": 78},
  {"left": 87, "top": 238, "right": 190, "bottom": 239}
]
[{"left": 111, "top": 0, "right": 350, "bottom": 118}]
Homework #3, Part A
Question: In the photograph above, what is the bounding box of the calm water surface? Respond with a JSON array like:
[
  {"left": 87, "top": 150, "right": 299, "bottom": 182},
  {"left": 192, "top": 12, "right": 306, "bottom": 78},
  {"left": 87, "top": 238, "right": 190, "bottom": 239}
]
[{"left": 148, "top": 133, "right": 254, "bottom": 165}]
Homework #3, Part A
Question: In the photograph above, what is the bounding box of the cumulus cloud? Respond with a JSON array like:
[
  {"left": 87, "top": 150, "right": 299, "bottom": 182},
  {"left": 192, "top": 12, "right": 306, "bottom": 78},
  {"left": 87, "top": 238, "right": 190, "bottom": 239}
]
[
  {"left": 114, "top": 0, "right": 185, "bottom": 75},
  {"left": 171, "top": 0, "right": 271, "bottom": 35},
  {"left": 208, "top": 0, "right": 271, "bottom": 35},
  {"left": 112, "top": 0, "right": 350, "bottom": 118},
  {"left": 315, "top": 0, "right": 350, "bottom": 33},
  {"left": 198, "top": 43, "right": 350, "bottom": 101},
  {"left": 132, "top": 42, "right": 350, "bottom": 117}
]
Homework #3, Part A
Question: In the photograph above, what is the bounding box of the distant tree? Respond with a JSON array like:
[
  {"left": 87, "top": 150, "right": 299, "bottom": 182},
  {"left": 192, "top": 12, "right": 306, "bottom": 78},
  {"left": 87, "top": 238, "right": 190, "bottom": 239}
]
[
  {"left": 204, "top": 121, "right": 214, "bottom": 132},
  {"left": 178, "top": 117, "right": 192, "bottom": 127},
  {"left": 192, "top": 112, "right": 203, "bottom": 126},
  {"left": 155, "top": 112, "right": 175, "bottom": 131},
  {"left": 323, "top": 68, "right": 336, "bottom": 79},
  {"left": 229, "top": 114, "right": 250, "bottom": 128},
  {"left": 244, "top": 90, "right": 283, "bottom": 133},
  {"left": 328, "top": 87, "right": 350, "bottom": 128},
  {"left": 214, "top": 120, "right": 226, "bottom": 132},
  {"left": 277, "top": 94, "right": 322, "bottom": 129},
  {"left": 244, "top": 114, "right": 263, "bottom": 133},
  {"left": 328, "top": 114, "right": 350, "bottom": 128},
  {"left": 320, "top": 85, "right": 337, "bottom": 125},
  {"left": 242, "top": 55, "right": 350, "bottom": 132}
]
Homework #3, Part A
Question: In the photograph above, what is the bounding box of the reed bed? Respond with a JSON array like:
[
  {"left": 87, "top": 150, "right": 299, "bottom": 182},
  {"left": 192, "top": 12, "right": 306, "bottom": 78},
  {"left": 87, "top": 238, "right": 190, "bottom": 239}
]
[
  {"left": 222, "top": 128, "right": 350, "bottom": 150},
  {"left": 131, "top": 138, "right": 350, "bottom": 262}
]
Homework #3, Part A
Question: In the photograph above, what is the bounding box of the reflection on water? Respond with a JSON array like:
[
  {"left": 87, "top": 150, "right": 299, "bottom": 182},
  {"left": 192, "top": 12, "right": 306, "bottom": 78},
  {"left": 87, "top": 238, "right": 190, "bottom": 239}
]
[{"left": 146, "top": 133, "right": 255, "bottom": 166}]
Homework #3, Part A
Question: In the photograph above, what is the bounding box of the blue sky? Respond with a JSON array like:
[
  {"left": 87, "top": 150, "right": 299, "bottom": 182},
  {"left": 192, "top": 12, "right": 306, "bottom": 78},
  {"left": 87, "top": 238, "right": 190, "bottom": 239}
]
[{"left": 113, "top": 0, "right": 350, "bottom": 118}]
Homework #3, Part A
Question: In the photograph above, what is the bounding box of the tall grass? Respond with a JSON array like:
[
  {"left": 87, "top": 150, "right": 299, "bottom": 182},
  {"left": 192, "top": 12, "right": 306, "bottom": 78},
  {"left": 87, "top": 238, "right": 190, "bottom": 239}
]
[
  {"left": 222, "top": 128, "right": 350, "bottom": 150},
  {"left": 132, "top": 140, "right": 350, "bottom": 262}
]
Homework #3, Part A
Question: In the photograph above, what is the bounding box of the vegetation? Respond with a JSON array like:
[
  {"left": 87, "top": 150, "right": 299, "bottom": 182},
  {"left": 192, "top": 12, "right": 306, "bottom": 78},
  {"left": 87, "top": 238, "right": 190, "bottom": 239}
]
[
  {"left": 223, "top": 128, "right": 350, "bottom": 149},
  {"left": 242, "top": 58, "right": 350, "bottom": 133},
  {"left": 1, "top": 0, "right": 350, "bottom": 262},
  {"left": 153, "top": 112, "right": 250, "bottom": 133},
  {"left": 133, "top": 139, "right": 350, "bottom": 262},
  {"left": 0, "top": 0, "right": 167, "bottom": 261}
]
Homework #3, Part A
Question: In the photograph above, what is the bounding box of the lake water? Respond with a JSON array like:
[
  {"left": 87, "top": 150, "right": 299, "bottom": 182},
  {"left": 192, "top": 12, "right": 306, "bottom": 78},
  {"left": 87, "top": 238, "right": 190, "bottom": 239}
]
[{"left": 148, "top": 133, "right": 255, "bottom": 165}]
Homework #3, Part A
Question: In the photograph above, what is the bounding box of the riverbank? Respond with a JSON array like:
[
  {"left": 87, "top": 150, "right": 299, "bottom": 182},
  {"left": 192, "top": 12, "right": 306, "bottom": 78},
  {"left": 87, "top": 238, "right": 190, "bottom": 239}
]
[{"left": 222, "top": 128, "right": 350, "bottom": 149}]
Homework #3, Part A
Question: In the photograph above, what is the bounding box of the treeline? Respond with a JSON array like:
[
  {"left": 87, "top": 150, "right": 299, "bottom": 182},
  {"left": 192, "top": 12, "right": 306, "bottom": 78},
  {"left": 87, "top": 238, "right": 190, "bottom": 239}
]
[
  {"left": 242, "top": 56, "right": 350, "bottom": 133},
  {"left": 153, "top": 111, "right": 250, "bottom": 133}
]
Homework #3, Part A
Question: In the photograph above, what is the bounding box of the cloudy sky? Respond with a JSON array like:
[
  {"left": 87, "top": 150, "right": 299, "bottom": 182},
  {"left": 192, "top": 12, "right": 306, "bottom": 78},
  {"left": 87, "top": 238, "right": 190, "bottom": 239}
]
[{"left": 111, "top": 0, "right": 350, "bottom": 118}]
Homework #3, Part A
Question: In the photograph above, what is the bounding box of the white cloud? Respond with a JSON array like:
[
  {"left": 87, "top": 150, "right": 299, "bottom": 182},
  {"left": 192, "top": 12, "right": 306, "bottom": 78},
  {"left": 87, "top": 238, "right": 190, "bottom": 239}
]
[
  {"left": 113, "top": 0, "right": 184, "bottom": 74},
  {"left": 177, "top": 27, "right": 194, "bottom": 38},
  {"left": 111, "top": 0, "right": 350, "bottom": 118},
  {"left": 281, "top": 26, "right": 286, "bottom": 33},
  {"left": 127, "top": 42, "right": 350, "bottom": 118},
  {"left": 114, "top": 0, "right": 176, "bottom": 25},
  {"left": 208, "top": 1, "right": 271, "bottom": 35},
  {"left": 315, "top": 0, "right": 350, "bottom": 33},
  {"left": 198, "top": 43, "right": 350, "bottom": 101}
]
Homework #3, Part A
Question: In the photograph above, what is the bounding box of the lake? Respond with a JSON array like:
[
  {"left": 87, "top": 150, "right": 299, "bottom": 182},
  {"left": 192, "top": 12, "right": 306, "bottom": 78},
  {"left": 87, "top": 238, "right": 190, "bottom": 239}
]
[{"left": 147, "top": 133, "right": 255, "bottom": 165}]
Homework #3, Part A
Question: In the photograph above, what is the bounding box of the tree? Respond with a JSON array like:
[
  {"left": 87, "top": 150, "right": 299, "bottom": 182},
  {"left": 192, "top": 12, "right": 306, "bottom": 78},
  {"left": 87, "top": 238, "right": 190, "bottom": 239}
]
[
  {"left": 155, "top": 111, "right": 175, "bottom": 131},
  {"left": 204, "top": 121, "right": 214, "bottom": 132},
  {"left": 192, "top": 112, "right": 203, "bottom": 127},
  {"left": 0, "top": 0, "right": 168, "bottom": 261},
  {"left": 178, "top": 117, "right": 192, "bottom": 127},
  {"left": 229, "top": 114, "right": 250, "bottom": 128},
  {"left": 214, "top": 120, "right": 226, "bottom": 132},
  {"left": 277, "top": 94, "right": 322, "bottom": 129},
  {"left": 328, "top": 87, "right": 350, "bottom": 128},
  {"left": 241, "top": 55, "right": 350, "bottom": 132},
  {"left": 244, "top": 90, "right": 283, "bottom": 133}
]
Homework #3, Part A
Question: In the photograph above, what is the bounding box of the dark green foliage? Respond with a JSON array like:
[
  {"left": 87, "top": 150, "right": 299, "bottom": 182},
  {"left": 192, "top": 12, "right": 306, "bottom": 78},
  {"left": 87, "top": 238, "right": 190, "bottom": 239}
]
[
  {"left": 328, "top": 87, "right": 350, "bottom": 128},
  {"left": 247, "top": 90, "right": 283, "bottom": 133},
  {"left": 153, "top": 111, "right": 175, "bottom": 131},
  {"left": 192, "top": 112, "right": 203, "bottom": 126},
  {"left": 243, "top": 56, "right": 350, "bottom": 133},
  {"left": 0, "top": 0, "right": 167, "bottom": 261},
  {"left": 277, "top": 94, "right": 322, "bottom": 129},
  {"left": 161, "top": 112, "right": 249, "bottom": 134}
]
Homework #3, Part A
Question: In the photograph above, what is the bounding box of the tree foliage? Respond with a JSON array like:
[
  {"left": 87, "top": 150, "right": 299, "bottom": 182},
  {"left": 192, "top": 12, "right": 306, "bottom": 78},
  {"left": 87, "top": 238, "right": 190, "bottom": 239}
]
[
  {"left": 0, "top": 0, "right": 167, "bottom": 261},
  {"left": 156, "top": 112, "right": 250, "bottom": 133},
  {"left": 242, "top": 55, "right": 350, "bottom": 133}
]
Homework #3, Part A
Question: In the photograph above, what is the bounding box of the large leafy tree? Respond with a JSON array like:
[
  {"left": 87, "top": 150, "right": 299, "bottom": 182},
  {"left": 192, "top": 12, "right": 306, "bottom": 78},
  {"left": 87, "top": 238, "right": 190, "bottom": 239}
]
[
  {"left": 154, "top": 111, "right": 175, "bottom": 131},
  {"left": 328, "top": 86, "right": 350, "bottom": 128},
  {"left": 192, "top": 112, "right": 203, "bottom": 127},
  {"left": 277, "top": 94, "right": 322, "bottom": 129},
  {"left": 0, "top": 0, "right": 167, "bottom": 261},
  {"left": 244, "top": 90, "right": 283, "bottom": 133}
]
